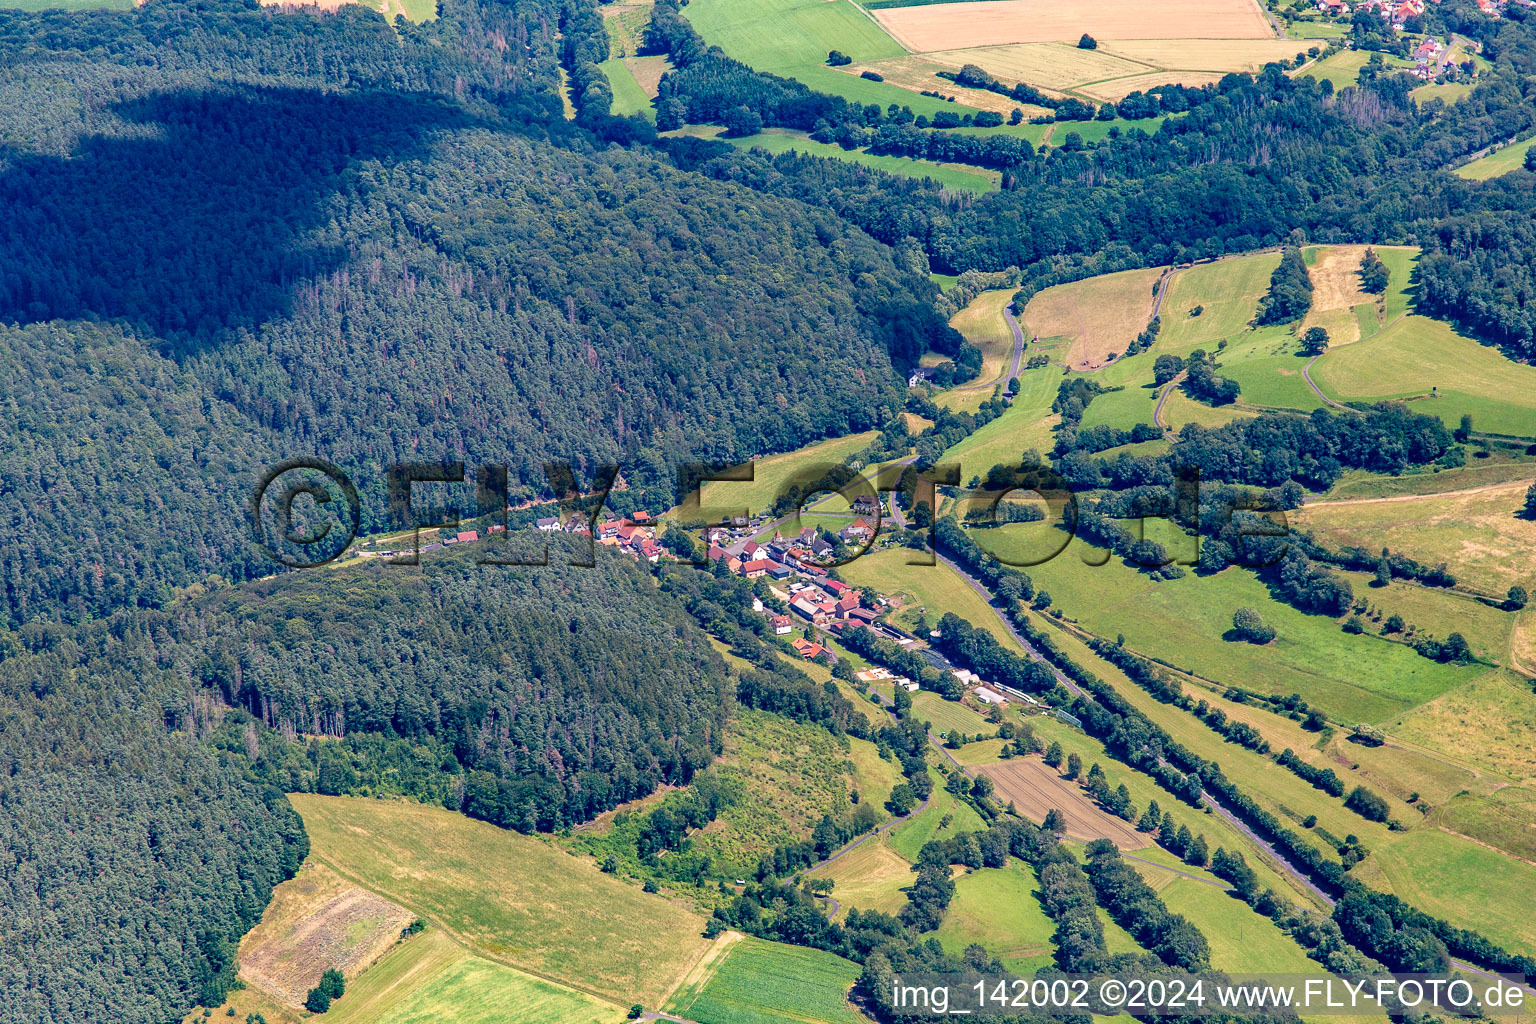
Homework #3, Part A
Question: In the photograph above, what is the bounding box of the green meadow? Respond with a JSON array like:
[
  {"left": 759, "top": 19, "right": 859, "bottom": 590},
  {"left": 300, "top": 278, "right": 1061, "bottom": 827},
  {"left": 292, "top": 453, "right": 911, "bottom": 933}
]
[
  {"left": 683, "top": 429, "right": 878, "bottom": 520},
  {"left": 973, "top": 525, "right": 1483, "bottom": 722},
  {"left": 1311, "top": 314, "right": 1536, "bottom": 436},
  {"left": 682, "top": 0, "right": 980, "bottom": 118},
  {"left": 1454, "top": 134, "right": 1536, "bottom": 181},
  {"left": 290, "top": 795, "right": 712, "bottom": 1008},
  {"left": 600, "top": 58, "right": 653, "bottom": 119},
  {"left": 666, "top": 936, "right": 867, "bottom": 1024},
  {"left": 935, "top": 859, "right": 1057, "bottom": 971},
  {"left": 366, "top": 953, "right": 626, "bottom": 1024},
  {"left": 724, "top": 128, "right": 1000, "bottom": 194},
  {"left": 939, "top": 362, "right": 1066, "bottom": 477},
  {"left": 1353, "top": 828, "right": 1536, "bottom": 956},
  {"left": 887, "top": 766, "right": 987, "bottom": 861}
]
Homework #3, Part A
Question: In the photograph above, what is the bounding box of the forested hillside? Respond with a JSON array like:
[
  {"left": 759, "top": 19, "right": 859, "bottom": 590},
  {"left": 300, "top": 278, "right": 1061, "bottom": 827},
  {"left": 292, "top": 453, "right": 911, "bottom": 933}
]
[
  {"left": 0, "top": 0, "right": 968, "bottom": 1018},
  {"left": 5, "top": 0, "right": 1536, "bottom": 1018},
  {"left": 0, "top": 546, "right": 729, "bottom": 1020},
  {"left": 0, "top": 633, "right": 309, "bottom": 1022},
  {"left": 0, "top": 0, "right": 960, "bottom": 628}
]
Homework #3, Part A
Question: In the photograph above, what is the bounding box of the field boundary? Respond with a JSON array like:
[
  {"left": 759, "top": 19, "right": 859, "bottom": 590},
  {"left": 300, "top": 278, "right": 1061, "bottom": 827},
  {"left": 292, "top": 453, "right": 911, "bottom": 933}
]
[{"left": 299, "top": 843, "right": 640, "bottom": 1011}]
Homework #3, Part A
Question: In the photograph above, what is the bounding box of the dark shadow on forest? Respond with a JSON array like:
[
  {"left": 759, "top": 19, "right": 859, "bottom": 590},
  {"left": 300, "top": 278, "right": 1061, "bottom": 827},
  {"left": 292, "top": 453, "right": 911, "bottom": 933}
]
[{"left": 0, "top": 85, "right": 483, "bottom": 354}]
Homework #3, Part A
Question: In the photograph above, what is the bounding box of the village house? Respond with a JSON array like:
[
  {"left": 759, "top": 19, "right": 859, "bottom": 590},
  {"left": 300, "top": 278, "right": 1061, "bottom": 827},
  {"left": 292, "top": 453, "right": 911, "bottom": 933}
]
[
  {"left": 840, "top": 519, "right": 874, "bottom": 542},
  {"left": 771, "top": 614, "right": 793, "bottom": 635},
  {"left": 535, "top": 517, "right": 560, "bottom": 532},
  {"left": 789, "top": 595, "right": 825, "bottom": 622},
  {"left": 740, "top": 558, "right": 776, "bottom": 579},
  {"left": 791, "top": 637, "right": 826, "bottom": 661}
]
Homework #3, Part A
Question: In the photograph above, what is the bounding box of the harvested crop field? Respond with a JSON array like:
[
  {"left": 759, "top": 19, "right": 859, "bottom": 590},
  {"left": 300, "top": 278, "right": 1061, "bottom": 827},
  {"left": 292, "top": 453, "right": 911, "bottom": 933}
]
[
  {"left": 1021, "top": 266, "right": 1163, "bottom": 370},
  {"left": 238, "top": 862, "right": 415, "bottom": 1008},
  {"left": 847, "top": 57, "right": 1043, "bottom": 112},
  {"left": 1100, "top": 38, "right": 1304, "bottom": 71},
  {"left": 977, "top": 757, "right": 1145, "bottom": 849},
  {"left": 1078, "top": 70, "right": 1227, "bottom": 101},
  {"left": 925, "top": 43, "right": 1147, "bottom": 93},
  {"left": 1306, "top": 245, "right": 1374, "bottom": 313},
  {"left": 873, "top": 0, "right": 1274, "bottom": 52}
]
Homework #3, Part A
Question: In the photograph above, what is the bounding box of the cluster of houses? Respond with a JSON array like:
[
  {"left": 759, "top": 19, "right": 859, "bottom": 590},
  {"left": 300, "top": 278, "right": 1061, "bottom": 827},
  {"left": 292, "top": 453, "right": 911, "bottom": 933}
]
[
  {"left": 1317, "top": 0, "right": 1512, "bottom": 33},
  {"left": 707, "top": 522, "right": 879, "bottom": 582},
  {"left": 594, "top": 512, "right": 662, "bottom": 562}
]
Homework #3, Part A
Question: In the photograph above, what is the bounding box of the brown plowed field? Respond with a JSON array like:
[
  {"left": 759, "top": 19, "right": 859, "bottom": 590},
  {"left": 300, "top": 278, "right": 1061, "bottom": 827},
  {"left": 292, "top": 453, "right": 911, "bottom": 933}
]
[{"left": 978, "top": 758, "right": 1146, "bottom": 849}]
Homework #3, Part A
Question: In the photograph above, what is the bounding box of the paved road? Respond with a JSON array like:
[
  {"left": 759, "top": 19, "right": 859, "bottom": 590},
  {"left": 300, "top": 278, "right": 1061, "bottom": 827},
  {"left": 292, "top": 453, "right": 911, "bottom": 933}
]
[
  {"left": 935, "top": 550, "right": 1084, "bottom": 697},
  {"left": 1001, "top": 302, "right": 1026, "bottom": 382},
  {"left": 1300, "top": 353, "right": 1357, "bottom": 413},
  {"left": 933, "top": 548, "right": 1341, "bottom": 900},
  {"left": 948, "top": 301, "right": 1027, "bottom": 395},
  {"left": 1153, "top": 371, "right": 1187, "bottom": 438}
]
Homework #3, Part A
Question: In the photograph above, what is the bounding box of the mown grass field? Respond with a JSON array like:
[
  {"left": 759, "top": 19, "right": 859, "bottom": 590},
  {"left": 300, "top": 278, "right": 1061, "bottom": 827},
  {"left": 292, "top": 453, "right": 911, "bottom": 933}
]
[
  {"left": 935, "top": 859, "right": 1057, "bottom": 971},
  {"left": 1021, "top": 266, "right": 1163, "bottom": 370},
  {"left": 237, "top": 861, "right": 414, "bottom": 1007},
  {"left": 290, "top": 795, "right": 713, "bottom": 1007},
  {"left": 600, "top": 57, "right": 653, "bottom": 119},
  {"left": 910, "top": 689, "right": 997, "bottom": 738},
  {"left": 919, "top": 38, "right": 1301, "bottom": 105},
  {"left": 1141, "top": 871, "right": 1320, "bottom": 975},
  {"left": 1157, "top": 251, "right": 1281, "bottom": 351},
  {"left": 1429, "top": 784, "right": 1536, "bottom": 863},
  {"left": 683, "top": 0, "right": 982, "bottom": 119},
  {"left": 1389, "top": 668, "right": 1536, "bottom": 783},
  {"left": 888, "top": 766, "right": 988, "bottom": 860},
  {"left": 720, "top": 128, "right": 1001, "bottom": 194},
  {"left": 977, "top": 524, "right": 1483, "bottom": 722},
  {"left": 950, "top": 290, "right": 1018, "bottom": 385},
  {"left": 1319, "top": 454, "right": 1536, "bottom": 501},
  {"left": 938, "top": 362, "right": 1065, "bottom": 475},
  {"left": 1297, "top": 475, "right": 1536, "bottom": 603},
  {"left": 683, "top": 429, "right": 878, "bottom": 521},
  {"left": 1049, "top": 645, "right": 1401, "bottom": 849},
  {"left": 1352, "top": 827, "right": 1536, "bottom": 956},
  {"left": 363, "top": 949, "right": 627, "bottom": 1024},
  {"left": 1298, "top": 49, "right": 1412, "bottom": 90},
  {"left": 871, "top": 0, "right": 1276, "bottom": 51},
  {"left": 810, "top": 834, "right": 916, "bottom": 917},
  {"left": 838, "top": 548, "right": 1034, "bottom": 661},
  {"left": 1311, "top": 314, "right": 1536, "bottom": 436},
  {"left": 1411, "top": 80, "right": 1477, "bottom": 106},
  {"left": 1454, "top": 134, "right": 1536, "bottom": 181},
  {"left": 666, "top": 936, "right": 869, "bottom": 1024}
]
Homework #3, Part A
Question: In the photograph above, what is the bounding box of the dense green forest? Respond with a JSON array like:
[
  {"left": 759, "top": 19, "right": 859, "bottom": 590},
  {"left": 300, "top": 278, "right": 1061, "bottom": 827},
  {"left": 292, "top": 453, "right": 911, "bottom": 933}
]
[
  {"left": 5, "top": 0, "right": 1536, "bottom": 1018},
  {"left": 0, "top": 545, "right": 729, "bottom": 1019},
  {"left": 0, "top": 0, "right": 967, "bottom": 628}
]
